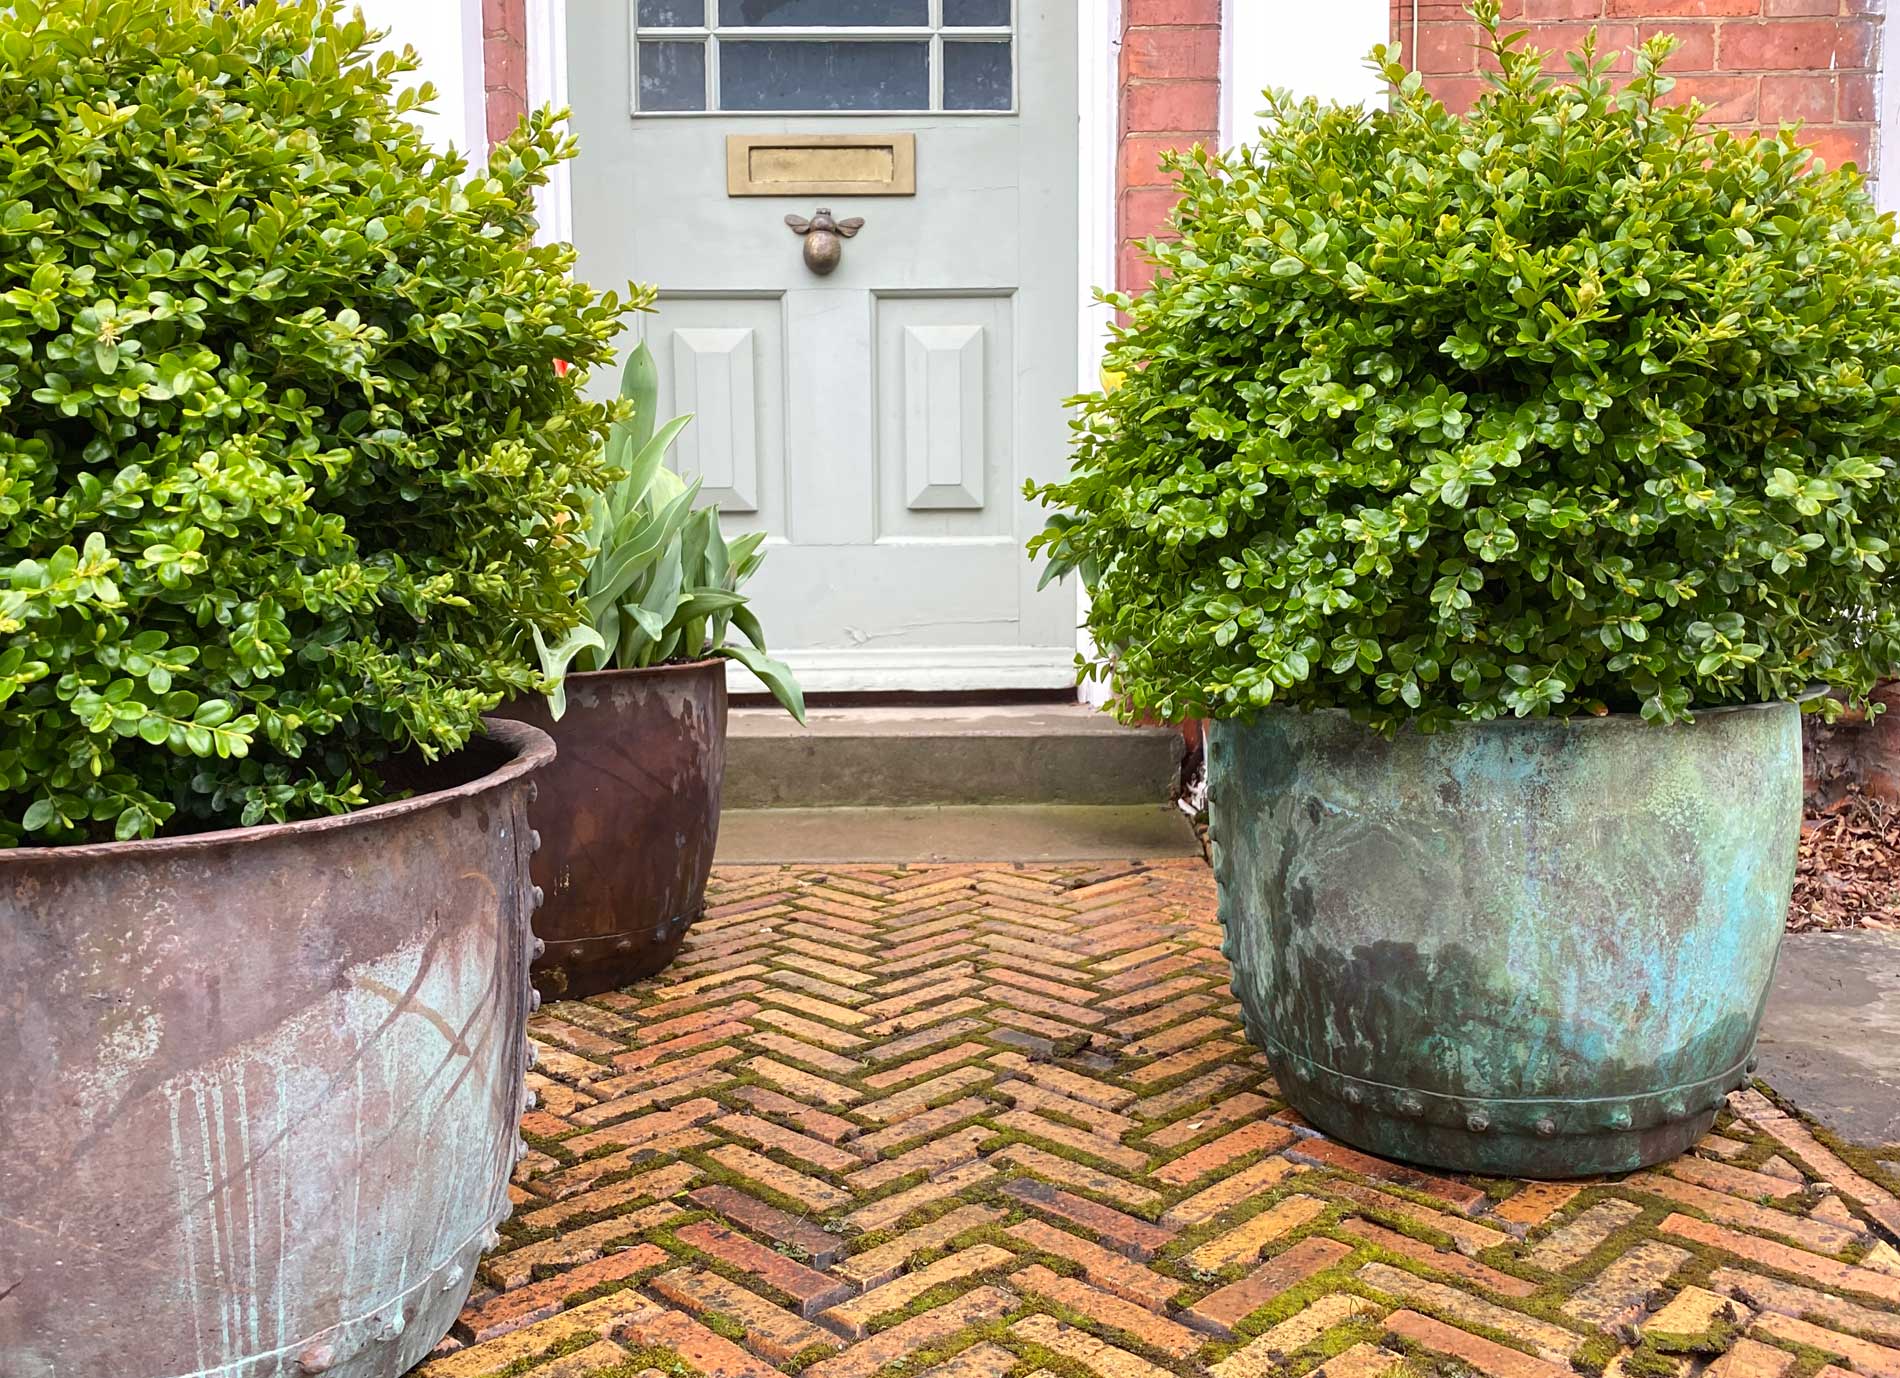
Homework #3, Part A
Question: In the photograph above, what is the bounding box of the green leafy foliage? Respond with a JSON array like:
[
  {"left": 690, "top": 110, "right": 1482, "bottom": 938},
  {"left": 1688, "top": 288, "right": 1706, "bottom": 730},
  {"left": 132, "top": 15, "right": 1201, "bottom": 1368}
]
[
  {"left": 0, "top": 0, "right": 631, "bottom": 842},
  {"left": 539, "top": 343, "right": 806, "bottom": 723},
  {"left": 1029, "top": 4, "right": 1900, "bottom": 729}
]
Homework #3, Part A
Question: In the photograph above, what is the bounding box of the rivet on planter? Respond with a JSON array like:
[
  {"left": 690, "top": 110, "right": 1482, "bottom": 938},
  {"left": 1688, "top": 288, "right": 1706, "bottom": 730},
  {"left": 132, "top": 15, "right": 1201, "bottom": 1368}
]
[
  {"left": 1466, "top": 1112, "right": 1491, "bottom": 1133},
  {"left": 526, "top": 781, "right": 538, "bottom": 805},
  {"left": 523, "top": 1089, "right": 538, "bottom": 1112},
  {"left": 529, "top": 829, "right": 542, "bottom": 853},
  {"left": 1607, "top": 1107, "right": 1633, "bottom": 1132},
  {"left": 525, "top": 1043, "right": 538, "bottom": 1069},
  {"left": 482, "top": 1227, "right": 501, "bottom": 1251},
  {"left": 1535, "top": 1117, "right": 1558, "bottom": 1139},
  {"left": 1663, "top": 1098, "right": 1686, "bottom": 1121},
  {"left": 529, "top": 988, "right": 542, "bottom": 1012},
  {"left": 515, "top": 1137, "right": 530, "bottom": 1162},
  {"left": 297, "top": 1345, "right": 337, "bottom": 1375},
  {"left": 531, "top": 936, "right": 547, "bottom": 960},
  {"left": 1745, "top": 1052, "right": 1760, "bottom": 1074},
  {"left": 530, "top": 885, "right": 545, "bottom": 911},
  {"left": 439, "top": 1264, "right": 465, "bottom": 1293},
  {"left": 1341, "top": 1085, "right": 1363, "bottom": 1107},
  {"left": 1396, "top": 1094, "right": 1424, "bottom": 1119}
]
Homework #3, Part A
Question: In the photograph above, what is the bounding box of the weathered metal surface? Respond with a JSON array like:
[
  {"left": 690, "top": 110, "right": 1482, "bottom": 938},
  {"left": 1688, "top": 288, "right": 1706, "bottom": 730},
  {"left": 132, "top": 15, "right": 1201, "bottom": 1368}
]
[
  {"left": 1208, "top": 704, "right": 1802, "bottom": 1178},
  {"left": 0, "top": 719, "right": 554, "bottom": 1378},
  {"left": 499, "top": 661, "right": 727, "bottom": 1000}
]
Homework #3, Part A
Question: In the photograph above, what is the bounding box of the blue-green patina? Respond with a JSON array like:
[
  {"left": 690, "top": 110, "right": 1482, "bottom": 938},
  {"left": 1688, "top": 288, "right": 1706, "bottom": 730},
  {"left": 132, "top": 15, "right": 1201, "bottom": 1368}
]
[{"left": 1208, "top": 704, "right": 1802, "bottom": 1178}]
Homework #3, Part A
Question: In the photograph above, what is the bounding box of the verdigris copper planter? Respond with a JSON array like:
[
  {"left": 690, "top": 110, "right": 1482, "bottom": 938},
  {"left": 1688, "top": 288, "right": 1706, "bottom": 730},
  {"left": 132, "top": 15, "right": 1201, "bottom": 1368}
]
[
  {"left": 1209, "top": 704, "right": 1802, "bottom": 1178},
  {"left": 499, "top": 660, "right": 727, "bottom": 999},
  {"left": 0, "top": 719, "right": 553, "bottom": 1378}
]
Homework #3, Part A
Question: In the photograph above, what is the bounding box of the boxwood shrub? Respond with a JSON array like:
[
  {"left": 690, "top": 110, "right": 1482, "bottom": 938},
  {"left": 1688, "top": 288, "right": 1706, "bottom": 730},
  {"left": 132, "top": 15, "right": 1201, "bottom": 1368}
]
[
  {"left": 1031, "top": 5, "right": 1900, "bottom": 729},
  {"left": 0, "top": 0, "right": 631, "bottom": 842}
]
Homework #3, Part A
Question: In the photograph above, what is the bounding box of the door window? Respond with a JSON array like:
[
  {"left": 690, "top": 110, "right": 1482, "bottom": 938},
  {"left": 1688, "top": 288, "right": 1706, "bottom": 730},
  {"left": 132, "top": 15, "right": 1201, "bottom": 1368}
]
[{"left": 632, "top": 0, "right": 1014, "bottom": 114}]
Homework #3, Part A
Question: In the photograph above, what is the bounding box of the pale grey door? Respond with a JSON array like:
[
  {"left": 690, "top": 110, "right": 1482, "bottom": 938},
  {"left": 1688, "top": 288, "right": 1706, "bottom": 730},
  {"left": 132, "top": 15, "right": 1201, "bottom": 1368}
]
[{"left": 567, "top": 1, "right": 1080, "bottom": 692}]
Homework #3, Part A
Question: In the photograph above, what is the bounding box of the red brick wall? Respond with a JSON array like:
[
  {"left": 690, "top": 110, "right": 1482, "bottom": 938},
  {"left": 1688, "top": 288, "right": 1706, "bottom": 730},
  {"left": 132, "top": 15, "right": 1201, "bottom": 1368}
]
[
  {"left": 483, "top": 0, "right": 529, "bottom": 148},
  {"left": 1392, "top": 0, "right": 1880, "bottom": 173},
  {"left": 1118, "top": 0, "right": 1224, "bottom": 294}
]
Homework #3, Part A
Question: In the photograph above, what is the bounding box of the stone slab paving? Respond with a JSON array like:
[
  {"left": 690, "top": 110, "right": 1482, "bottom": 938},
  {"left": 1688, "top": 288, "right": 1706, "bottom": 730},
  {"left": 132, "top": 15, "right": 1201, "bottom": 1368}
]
[{"left": 413, "top": 861, "right": 1900, "bottom": 1378}]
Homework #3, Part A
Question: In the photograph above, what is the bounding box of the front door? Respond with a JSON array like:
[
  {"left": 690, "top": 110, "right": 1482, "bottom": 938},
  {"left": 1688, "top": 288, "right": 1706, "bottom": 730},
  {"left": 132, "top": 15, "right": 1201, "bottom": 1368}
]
[{"left": 567, "top": 1, "right": 1080, "bottom": 692}]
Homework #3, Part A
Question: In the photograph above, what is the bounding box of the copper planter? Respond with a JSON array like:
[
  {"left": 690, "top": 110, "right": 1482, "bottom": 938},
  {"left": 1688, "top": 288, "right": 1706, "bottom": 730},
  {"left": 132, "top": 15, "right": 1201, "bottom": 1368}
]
[
  {"left": 499, "top": 661, "right": 727, "bottom": 999},
  {"left": 0, "top": 719, "right": 554, "bottom": 1378}
]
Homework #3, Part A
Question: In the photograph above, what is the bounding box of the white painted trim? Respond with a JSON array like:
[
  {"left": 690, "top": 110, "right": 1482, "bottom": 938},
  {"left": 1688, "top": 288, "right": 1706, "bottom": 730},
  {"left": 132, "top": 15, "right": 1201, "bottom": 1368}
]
[
  {"left": 526, "top": 0, "right": 574, "bottom": 244},
  {"left": 1074, "top": 0, "right": 1121, "bottom": 708},
  {"left": 1223, "top": 0, "right": 1385, "bottom": 147},
  {"left": 355, "top": 0, "right": 488, "bottom": 160},
  {"left": 1878, "top": 0, "right": 1899, "bottom": 214}
]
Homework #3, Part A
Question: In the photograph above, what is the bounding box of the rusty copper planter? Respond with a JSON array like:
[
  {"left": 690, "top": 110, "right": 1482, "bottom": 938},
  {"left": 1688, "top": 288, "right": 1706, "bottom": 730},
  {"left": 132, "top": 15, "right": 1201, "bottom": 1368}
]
[
  {"left": 0, "top": 719, "right": 554, "bottom": 1378},
  {"left": 499, "top": 661, "right": 727, "bottom": 999}
]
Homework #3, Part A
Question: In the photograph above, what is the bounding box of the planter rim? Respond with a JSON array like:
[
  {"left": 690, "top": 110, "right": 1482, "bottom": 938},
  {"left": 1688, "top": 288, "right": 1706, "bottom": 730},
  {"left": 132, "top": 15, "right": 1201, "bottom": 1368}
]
[
  {"left": 1218, "top": 700, "right": 1795, "bottom": 731},
  {"left": 0, "top": 716, "right": 554, "bottom": 865},
  {"left": 559, "top": 657, "right": 728, "bottom": 685}
]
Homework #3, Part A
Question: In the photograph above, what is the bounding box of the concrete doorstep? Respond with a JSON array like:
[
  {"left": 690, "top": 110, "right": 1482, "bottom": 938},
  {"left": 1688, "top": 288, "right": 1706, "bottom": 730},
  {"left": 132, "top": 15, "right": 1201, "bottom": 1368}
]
[{"left": 715, "top": 802, "right": 1204, "bottom": 864}]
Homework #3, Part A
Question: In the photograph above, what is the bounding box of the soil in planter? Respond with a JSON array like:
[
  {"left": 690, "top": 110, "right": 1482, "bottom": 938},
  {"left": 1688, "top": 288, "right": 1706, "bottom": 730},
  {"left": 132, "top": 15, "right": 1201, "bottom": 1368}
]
[{"left": 1793, "top": 788, "right": 1900, "bottom": 932}]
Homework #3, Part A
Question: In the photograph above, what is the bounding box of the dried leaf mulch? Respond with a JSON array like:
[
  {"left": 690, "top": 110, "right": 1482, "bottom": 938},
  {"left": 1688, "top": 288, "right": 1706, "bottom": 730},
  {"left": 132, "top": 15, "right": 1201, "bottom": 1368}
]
[{"left": 1793, "top": 789, "right": 1900, "bottom": 932}]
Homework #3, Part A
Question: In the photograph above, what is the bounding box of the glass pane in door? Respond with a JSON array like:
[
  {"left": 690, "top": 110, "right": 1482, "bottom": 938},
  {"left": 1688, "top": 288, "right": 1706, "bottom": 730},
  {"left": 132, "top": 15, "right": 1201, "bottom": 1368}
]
[
  {"left": 943, "top": 41, "right": 1011, "bottom": 110},
  {"left": 719, "top": 40, "right": 930, "bottom": 110},
  {"left": 719, "top": 0, "right": 929, "bottom": 24},
  {"left": 638, "top": 42, "right": 708, "bottom": 110}
]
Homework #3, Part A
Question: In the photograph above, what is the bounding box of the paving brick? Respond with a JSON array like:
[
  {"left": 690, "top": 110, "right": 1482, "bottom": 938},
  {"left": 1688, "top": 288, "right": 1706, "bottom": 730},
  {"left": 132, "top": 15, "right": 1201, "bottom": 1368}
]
[
  {"left": 674, "top": 1219, "right": 852, "bottom": 1316},
  {"left": 1001, "top": 1177, "right": 1176, "bottom": 1259},
  {"left": 1185, "top": 1194, "right": 1327, "bottom": 1271},
  {"left": 1492, "top": 1181, "right": 1584, "bottom": 1231},
  {"left": 1748, "top": 1311, "right": 1900, "bottom": 1376},
  {"left": 1155, "top": 1121, "right": 1294, "bottom": 1186},
  {"left": 835, "top": 1204, "right": 1009, "bottom": 1290},
  {"left": 1525, "top": 1198, "right": 1646, "bottom": 1271},
  {"left": 1008, "top": 1217, "right": 1184, "bottom": 1311},
  {"left": 687, "top": 1183, "right": 844, "bottom": 1267},
  {"left": 1384, "top": 1308, "right": 1577, "bottom": 1378},
  {"left": 994, "top": 1142, "right": 1165, "bottom": 1211},
  {"left": 804, "top": 1286, "right": 1015, "bottom": 1378},
  {"left": 1662, "top": 1213, "right": 1900, "bottom": 1304},
  {"left": 846, "top": 1159, "right": 997, "bottom": 1232},
  {"left": 1640, "top": 1284, "right": 1751, "bottom": 1347},
  {"left": 1358, "top": 1261, "right": 1584, "bottom": 1362},
  {"left": 1627, "top": 1172, "right": 1867, "bottom": 1253},
  {"left": 1289, "top": 1140, "right": 1487, "bottom": 1213},
  {"left": 706, "top": 1143, "right": 852, "bottom": 1212},
  {"left": 414, "top": 1295, "right": 666, "bottom": 1378},
  {"left": 455, "top": 1244, "right": 669, "bottom": 1343},
  {"left": 1011, "top": 1313, "right": 1177, "bottom": 1378},
  {"left": 1321, "top": 1180, "right": 1509, "bottom": 1256},
  {"left": 1706, "top": 1338, "right": 1800, "bottom": 1378},
  {"left": 1211, "top": 1295, "right": 1385, "bottom": 1377},
  {"left": 1710, "top": 1265, "right": 1900, "bottom": 1345},
  {"left": 1338, "top": 1217, "right": 1537, "bottom": 1298},
  {"left": 612, "top": 1306, "right": 783, "bottom": 1378},
  {"left": 1011, "top": 1264, "right": 1205, "bottom": 1358},
  {"left": 818, "top": 1244, "right": 1015, "bottom": 1338},
  {"left": 1185, "top": 1236, "right": 1355, "bottom": 1337},
  {"left": 1161, "top": 1154, "right": 1304, "bottom": 1227},
  {"left": 649, "top": 1266, "right": 840, "bottom": 1364},
  {"left": 1561, "top": 1239, "right": 1694, "bottom": 1329}
]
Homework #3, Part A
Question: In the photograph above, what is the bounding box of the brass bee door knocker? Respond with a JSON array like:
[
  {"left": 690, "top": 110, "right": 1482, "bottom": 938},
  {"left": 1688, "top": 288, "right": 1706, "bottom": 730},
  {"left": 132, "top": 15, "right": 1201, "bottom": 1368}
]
[{"left": 785, "top": 207, "right": 863, "bottom": 277}]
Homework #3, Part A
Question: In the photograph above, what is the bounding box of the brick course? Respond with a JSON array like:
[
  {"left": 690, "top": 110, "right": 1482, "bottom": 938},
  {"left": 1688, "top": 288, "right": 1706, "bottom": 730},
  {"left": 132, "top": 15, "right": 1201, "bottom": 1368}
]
[{"left": 1389, "top": 0, "right": 1883, "bottom": 174}]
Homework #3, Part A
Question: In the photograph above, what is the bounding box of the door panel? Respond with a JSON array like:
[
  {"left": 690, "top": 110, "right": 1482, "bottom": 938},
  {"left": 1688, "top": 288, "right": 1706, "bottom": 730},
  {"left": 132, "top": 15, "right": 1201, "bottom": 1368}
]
[{"left": 568, "top": 1, "right": 1078, "bottom": 691}]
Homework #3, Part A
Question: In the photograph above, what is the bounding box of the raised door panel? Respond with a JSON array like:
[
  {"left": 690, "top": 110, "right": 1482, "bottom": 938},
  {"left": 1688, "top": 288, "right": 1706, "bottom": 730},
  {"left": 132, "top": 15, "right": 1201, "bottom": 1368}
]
[
  {"left": 641, "top": 295, "right": 787, "bottom": 536},
  {"left": 873, "top": 293, "right": 1013, "bottom": 540}
]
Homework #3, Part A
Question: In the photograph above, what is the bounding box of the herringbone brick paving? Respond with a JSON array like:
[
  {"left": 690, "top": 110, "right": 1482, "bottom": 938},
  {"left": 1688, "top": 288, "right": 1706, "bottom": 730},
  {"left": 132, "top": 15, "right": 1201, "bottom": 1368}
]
[{"left": 414, "top": 860, "right": 1900, "bottom": 1378}]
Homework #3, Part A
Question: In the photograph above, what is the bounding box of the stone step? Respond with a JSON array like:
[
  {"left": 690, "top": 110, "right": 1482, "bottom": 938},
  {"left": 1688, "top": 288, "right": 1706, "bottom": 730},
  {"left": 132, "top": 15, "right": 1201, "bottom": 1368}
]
[
  {"left": 724, "top": 703, "right": 1185, "bottom": 809},
  {"left": 715, "top": 804, "right": 1203, "bottom": 864}
]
